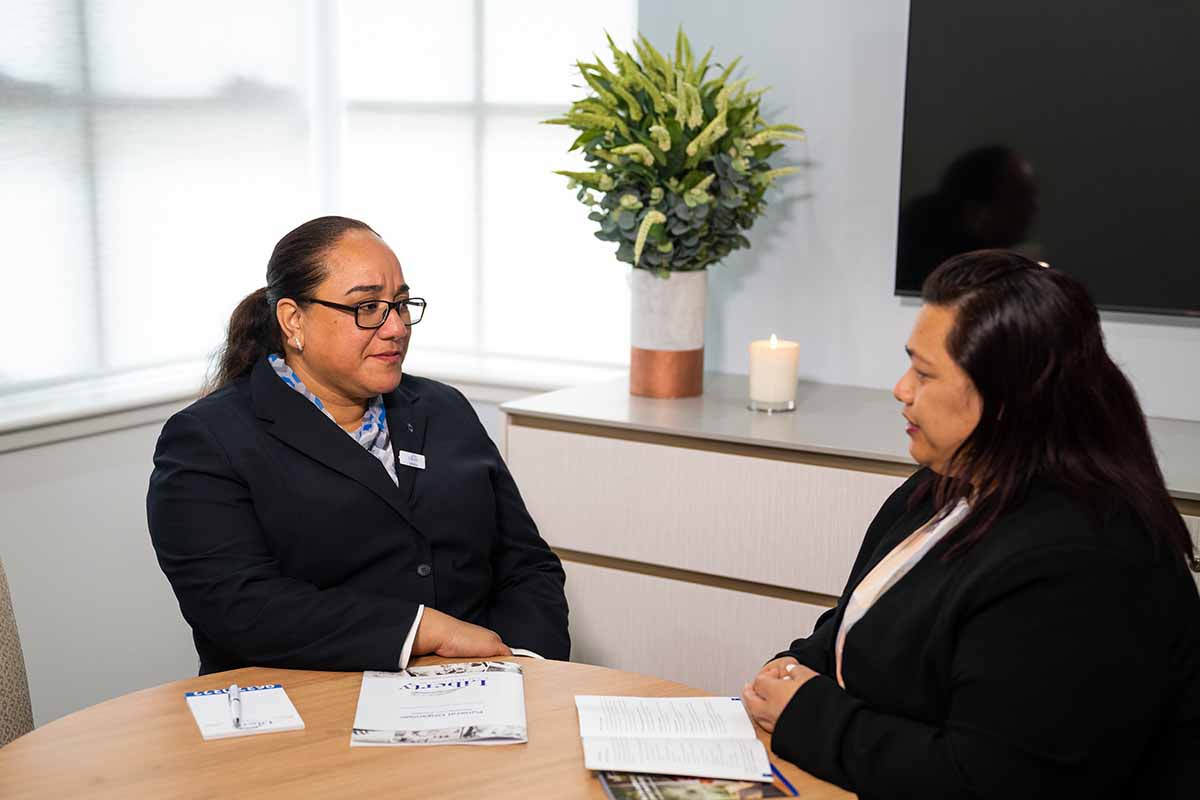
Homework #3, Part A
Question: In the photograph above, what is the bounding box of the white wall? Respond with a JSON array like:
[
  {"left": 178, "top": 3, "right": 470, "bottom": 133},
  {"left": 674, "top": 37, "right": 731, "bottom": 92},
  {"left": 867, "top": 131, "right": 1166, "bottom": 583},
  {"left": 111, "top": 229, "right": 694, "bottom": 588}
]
[
  {"left": 1, "top": 415, "right": 196, "bottom": 726},
  {"left": 639, "top": 0, "right": 1200, "bottom": 422},
  {"left": 0, "top": 397, "right": 503, "bottom": 726},
  {"left": 474, "top": 400, "right": 503, "bottom": 444}
]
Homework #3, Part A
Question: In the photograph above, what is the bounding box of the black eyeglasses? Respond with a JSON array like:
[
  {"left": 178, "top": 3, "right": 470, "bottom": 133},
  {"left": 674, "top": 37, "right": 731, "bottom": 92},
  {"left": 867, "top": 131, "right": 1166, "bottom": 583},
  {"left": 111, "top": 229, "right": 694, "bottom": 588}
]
[{"left": 304, "top": 297, "right": 427, "bottom": 329}]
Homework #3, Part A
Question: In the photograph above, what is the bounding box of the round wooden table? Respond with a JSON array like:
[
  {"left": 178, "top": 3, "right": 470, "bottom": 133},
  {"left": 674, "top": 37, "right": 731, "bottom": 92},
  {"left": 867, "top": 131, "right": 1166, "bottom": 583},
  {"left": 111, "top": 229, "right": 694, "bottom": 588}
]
[{"left": 0, "top": 658, "right": 855, "bottom": 799}]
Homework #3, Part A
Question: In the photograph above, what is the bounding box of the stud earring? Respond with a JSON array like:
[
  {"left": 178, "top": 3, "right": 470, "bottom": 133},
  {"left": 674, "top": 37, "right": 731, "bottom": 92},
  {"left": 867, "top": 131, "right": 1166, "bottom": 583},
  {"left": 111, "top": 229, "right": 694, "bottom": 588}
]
[{"left": 293, "top": 337, "right": 303, "bottom": 353}]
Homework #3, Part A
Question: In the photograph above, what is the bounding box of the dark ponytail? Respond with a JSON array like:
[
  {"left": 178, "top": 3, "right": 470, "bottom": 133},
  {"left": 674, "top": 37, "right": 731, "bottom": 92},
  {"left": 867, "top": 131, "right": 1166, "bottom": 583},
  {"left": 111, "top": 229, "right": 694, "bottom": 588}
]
[{"left": 206, "top": 215, "right": 378, "bottom": 393}]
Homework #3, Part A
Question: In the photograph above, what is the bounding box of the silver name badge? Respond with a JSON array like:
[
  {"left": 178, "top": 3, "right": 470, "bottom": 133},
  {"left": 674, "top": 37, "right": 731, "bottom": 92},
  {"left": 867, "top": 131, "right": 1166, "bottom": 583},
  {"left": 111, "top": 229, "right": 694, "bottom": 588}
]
[{"left": 397, "top": 450, "right": 426, "bottom": 470}]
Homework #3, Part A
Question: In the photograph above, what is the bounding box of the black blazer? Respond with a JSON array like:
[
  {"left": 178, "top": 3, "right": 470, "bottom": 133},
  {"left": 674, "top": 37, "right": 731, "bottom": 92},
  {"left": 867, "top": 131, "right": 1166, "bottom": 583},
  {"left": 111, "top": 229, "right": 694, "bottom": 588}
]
[
  {"left": 147, "top": 358, "right": 569, "bottom": 674},
  {"left": 772, "top": 470, "right": 1200, "bottom": 799}
]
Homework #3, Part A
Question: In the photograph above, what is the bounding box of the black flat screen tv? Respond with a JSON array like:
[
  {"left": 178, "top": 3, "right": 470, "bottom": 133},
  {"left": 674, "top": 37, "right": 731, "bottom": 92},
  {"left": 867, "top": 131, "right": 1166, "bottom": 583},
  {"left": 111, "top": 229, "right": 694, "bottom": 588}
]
[{"left": 895, "top": 0, "right": 1199, "bottom": 317}]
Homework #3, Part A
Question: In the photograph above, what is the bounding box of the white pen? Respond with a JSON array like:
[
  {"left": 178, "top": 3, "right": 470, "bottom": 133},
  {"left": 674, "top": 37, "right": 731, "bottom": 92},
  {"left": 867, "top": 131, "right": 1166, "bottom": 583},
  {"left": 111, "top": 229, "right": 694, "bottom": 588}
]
[{"left": 228, "top": 684, "right": 242, "bottom": 729}]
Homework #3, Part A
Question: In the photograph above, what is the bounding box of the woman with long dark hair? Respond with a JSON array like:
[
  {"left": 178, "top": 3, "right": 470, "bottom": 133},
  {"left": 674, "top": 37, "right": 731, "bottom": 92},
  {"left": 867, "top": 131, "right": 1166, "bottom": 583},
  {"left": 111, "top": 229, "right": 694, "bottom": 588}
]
[
  {"left": 743, "top": 250, "right": 1198, "bottom": 798},
  {"left": 148, "top": 216, "right": 568, "bottom": 674}
]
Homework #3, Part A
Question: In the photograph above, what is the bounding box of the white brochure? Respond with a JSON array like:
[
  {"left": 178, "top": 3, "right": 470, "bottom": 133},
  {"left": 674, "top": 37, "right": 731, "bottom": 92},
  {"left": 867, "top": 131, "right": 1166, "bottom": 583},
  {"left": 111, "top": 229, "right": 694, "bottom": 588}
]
[
  {"left": 575, "top": 695, "right": 773, "bottom": 782},
  {"left": 351, "top": 661, "right": 527, "bottom": 746}
]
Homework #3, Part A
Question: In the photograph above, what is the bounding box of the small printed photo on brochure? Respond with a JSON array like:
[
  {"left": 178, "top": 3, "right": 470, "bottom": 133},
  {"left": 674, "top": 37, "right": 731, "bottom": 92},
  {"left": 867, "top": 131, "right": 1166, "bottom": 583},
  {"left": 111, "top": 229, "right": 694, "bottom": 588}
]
[
  {"left": 598, "top": 772, "right": 790, "bottom": 800},
  {"left": 352, "top": 726, "right": 470, "bottom": 745},
  {"left": 405, "top": 661, "right": 522, "bottom": 677},
  {"left": 352, "top": 723, "right": 527, "bottom": 745},
  {"left": 484, "top": 662, "right": 523, "bottom": 674}
]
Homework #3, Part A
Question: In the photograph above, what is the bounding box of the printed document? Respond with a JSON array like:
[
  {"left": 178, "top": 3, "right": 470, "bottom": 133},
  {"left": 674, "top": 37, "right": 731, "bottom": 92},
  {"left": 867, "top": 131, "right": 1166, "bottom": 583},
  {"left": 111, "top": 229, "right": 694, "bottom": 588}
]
[
  {"left": 352, "top": 661, "right": 527, "bottom": 746},
  {"left": 575, "top": 696, "right": 773, "bottom": 782}
]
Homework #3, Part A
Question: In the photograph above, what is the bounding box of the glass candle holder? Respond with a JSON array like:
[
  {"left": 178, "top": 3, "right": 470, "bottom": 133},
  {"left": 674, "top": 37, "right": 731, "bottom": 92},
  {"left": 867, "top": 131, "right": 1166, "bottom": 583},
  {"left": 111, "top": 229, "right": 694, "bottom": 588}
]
[{"left": 748, "top": 334, "right": 800, "bottom": 413}]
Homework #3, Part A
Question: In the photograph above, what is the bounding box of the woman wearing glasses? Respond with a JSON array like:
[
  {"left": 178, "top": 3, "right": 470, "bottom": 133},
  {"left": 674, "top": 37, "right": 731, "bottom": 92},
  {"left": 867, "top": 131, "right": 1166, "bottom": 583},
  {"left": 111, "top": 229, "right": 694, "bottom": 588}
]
[{"left": 148, "top": 216, "right": 568, "bottom": 675}]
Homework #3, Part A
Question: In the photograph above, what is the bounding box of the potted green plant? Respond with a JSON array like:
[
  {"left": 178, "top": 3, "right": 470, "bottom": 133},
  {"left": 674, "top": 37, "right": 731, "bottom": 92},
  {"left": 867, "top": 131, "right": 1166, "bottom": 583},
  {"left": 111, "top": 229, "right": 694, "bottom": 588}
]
[{"left": 545, "top": 28, "right": 802, "bottom": 398}]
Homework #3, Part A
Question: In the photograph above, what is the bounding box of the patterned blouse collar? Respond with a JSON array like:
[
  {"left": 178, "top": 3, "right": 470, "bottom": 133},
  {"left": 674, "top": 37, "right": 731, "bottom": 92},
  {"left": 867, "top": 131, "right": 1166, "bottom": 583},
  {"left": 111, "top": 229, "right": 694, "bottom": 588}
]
[{"left": 267, "top": 354, "right": 398, "bottom": 486}]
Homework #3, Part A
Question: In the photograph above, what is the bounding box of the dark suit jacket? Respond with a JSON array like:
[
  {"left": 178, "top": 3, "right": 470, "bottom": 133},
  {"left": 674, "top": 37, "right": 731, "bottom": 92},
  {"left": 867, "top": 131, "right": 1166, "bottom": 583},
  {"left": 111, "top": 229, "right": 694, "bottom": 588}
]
[
  {"left": 772, "top": 469, "right": 1200, "bottom": 800},
  {"left": 147, "top": 357, "right": 569, "bottom": 675}
]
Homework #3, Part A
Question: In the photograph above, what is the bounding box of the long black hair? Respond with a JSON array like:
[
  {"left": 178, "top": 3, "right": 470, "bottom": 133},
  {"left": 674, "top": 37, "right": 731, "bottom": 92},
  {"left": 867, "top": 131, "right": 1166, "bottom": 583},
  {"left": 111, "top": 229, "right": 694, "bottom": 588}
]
[
  {"left": 207, "top": 216, "right": 377, "bottom": 393},
  {"left": 915, "top": 249, "right": 1195, "bottom": 569}
]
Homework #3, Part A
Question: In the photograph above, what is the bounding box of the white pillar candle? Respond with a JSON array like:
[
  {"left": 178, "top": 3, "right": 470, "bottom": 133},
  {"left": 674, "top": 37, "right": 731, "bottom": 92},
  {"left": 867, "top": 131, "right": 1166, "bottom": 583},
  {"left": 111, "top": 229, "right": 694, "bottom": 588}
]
[{"left": 748, "top": 334, "right": 800, "bottom": 411}]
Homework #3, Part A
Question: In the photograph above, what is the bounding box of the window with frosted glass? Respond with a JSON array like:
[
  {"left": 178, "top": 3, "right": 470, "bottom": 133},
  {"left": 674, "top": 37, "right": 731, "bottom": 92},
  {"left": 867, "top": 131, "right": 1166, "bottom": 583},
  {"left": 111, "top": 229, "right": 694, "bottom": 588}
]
[
  {"left": 0, "top": 1, "right": 90, "bottom": 386},
  {"left": 340, "top": 0, "right": 637, "bottom": 364},
  {"left": 0, "top": 0, "right": 637, "bottom": 394},
  {"left": 0, "top": 1, "right": 313, "bottom": 388},
  {"left": 86, "top": 1, "right": 312, "bottom": 371},
  {"left": 481, "top": 0, "right": 637, "bottom": 364}
]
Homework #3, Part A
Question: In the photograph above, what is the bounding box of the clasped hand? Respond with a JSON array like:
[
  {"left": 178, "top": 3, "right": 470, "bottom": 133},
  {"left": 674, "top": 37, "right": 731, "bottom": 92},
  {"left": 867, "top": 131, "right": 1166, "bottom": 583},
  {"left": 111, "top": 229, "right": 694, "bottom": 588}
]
[
  {"left": 413, "top": 607, "right": 512, "bottom": 659},
  {"left": 741, "top": 656, "right": 818, "bottom": 733}
]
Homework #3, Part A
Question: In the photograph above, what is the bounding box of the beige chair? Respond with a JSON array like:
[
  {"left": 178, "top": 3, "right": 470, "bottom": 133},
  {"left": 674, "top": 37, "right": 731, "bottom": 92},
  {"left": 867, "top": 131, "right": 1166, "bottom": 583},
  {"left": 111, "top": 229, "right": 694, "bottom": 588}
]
[{"left": 0, "top": 555, "right": 34, "bottom": 746}]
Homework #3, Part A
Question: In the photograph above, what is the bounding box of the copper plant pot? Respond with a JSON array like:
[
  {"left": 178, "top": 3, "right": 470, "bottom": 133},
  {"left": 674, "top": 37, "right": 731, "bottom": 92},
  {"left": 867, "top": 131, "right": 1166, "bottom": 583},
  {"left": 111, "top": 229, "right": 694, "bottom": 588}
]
[{"left": 630, "top": 347, "right": 704, "bottom": 398}]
